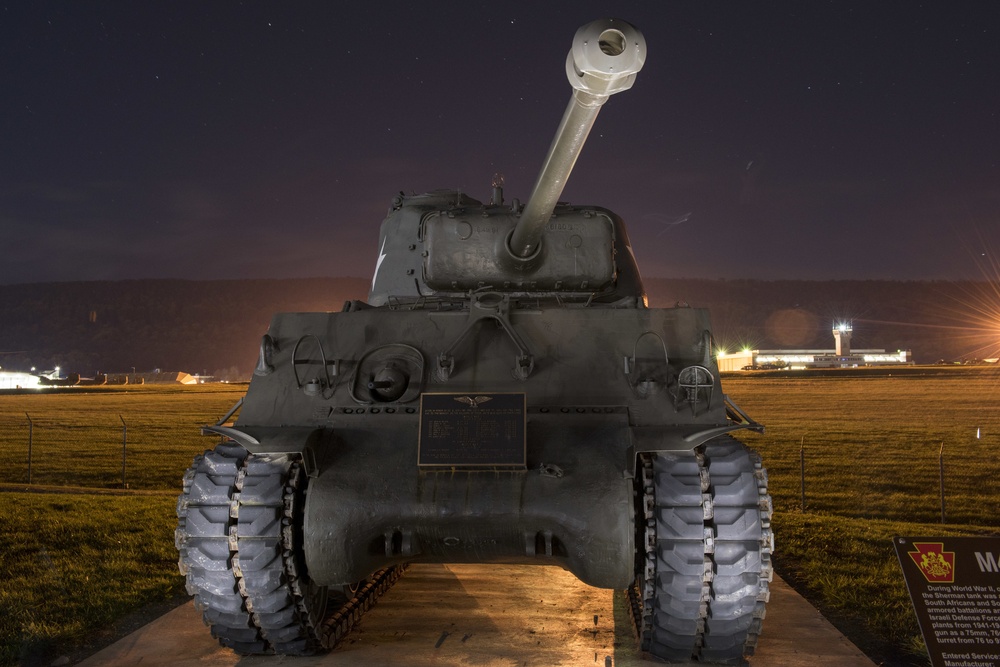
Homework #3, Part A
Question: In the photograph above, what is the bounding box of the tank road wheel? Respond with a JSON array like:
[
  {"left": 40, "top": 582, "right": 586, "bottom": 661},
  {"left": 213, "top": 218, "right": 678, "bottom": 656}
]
[
  {"left": 631, "top": 436, "right": 773, "bottom": 665},
  {"left": 175, "top": 442, "right": 330, "bottom": 655}
]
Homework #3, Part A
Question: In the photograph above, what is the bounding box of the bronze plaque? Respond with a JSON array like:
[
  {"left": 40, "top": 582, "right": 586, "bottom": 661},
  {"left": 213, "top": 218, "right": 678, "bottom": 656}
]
[{"left": 418, "top": 392, "right": 526, "bottom": 468}]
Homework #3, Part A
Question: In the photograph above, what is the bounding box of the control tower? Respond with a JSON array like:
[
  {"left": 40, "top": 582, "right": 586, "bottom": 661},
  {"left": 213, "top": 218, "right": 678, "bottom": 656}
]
[{"left": 834, "top": 322, "right": 853, "bottom": 356}]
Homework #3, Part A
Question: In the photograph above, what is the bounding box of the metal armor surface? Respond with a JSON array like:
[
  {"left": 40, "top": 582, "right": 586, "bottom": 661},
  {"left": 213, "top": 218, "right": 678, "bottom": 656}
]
[{"left": 177, "top": 18, "right": 772, "bottom": 664}]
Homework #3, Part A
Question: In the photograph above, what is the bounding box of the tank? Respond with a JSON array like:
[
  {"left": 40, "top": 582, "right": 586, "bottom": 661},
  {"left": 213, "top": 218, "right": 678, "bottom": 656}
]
[{"left": 176, "top": 18, "right": 773, "bottom": 664}]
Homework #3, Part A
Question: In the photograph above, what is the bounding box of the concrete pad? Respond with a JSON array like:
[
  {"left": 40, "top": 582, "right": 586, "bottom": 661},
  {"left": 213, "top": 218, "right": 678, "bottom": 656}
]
[
  {"left": 752, "top": 575, "right": 874, "bottom": 666},
  {"left": 79, "top": 564, "right": 874, "bottom": 666}
]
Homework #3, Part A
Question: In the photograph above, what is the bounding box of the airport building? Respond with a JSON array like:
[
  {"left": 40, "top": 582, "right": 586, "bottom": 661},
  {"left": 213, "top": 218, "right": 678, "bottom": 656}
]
[
  {"left": 0, "top": 370, "right": 42, "bottom": 389},
  {"left": 717, "top": 323, "right": 913, "bottom": 372}
]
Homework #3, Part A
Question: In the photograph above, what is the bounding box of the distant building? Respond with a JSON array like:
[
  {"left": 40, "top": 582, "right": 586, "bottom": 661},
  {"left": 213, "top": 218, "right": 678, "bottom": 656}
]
[
  {"left": 0, "top": 367, "right": 204, "bottom": 388},
  {"left": 0, "top": 370, "right": 41, "bottom": 389},
  {"left": 0, "top": 366, "right": 69, "bottom": 389},
  {"left": 105, "top": 371, "right": 199, "bottom": 385},
  {"left": 140, "top": 371, "right": 198, "bottom": 385},
  {"left": 717, "top": 323, "right": 913, "bottom": 371}
]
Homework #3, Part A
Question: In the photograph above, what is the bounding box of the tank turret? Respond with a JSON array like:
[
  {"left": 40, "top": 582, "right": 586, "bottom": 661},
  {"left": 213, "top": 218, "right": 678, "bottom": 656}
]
[{"left": 367, "top": 19, "right": 646, "bottom": 308}]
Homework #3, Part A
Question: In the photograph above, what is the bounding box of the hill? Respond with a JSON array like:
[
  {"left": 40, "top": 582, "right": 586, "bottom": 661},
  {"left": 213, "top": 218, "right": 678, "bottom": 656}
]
[
  {"left": 1, "top": 278, "right": 994, "bottom": 378},
  {"left": 0, "top": 278, "right": 369, "bottom": 380}
]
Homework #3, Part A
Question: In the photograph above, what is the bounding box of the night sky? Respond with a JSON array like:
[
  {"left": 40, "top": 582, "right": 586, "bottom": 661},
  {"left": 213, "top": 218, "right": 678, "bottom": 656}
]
[{"left": 3, "top": 2, "right": 998, "bottom": 286}]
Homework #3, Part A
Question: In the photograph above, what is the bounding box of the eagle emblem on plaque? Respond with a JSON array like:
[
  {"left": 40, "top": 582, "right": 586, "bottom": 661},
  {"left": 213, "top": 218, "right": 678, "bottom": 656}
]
[{"left": 454, "top": 395, "right": 493, "bottom": 408}]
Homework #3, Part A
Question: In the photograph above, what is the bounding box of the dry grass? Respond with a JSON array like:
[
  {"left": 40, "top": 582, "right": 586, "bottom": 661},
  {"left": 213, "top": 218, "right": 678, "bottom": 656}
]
[
  {"left": 0, "top": 384, "right": 244, "bottom": 489},
  {"left": 0, "top": 492, "right": 182, "bottom": 666},
  {"left": 0, "top": 385, "right": 243, "bottom": 666},
  {"left": 726, "top": 369, "right": 1000, "bottom": 524}
]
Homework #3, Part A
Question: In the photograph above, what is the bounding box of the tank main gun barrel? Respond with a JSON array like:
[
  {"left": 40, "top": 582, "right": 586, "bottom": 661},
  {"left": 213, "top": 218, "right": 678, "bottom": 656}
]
[{"left": 508, "top": 18, "right": 646, "bottom": 260}]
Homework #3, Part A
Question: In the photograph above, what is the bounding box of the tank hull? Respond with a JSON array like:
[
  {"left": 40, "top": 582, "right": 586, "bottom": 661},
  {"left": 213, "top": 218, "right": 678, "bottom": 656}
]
[
  {"left": 239, "top": 304, "right": 723, "bottom": 426},
  {"left": 230, "top": 303, "right": 734, "bottom": 591},
  {"left": 301, "top": 412, "right": 635, "bottom": 589}
]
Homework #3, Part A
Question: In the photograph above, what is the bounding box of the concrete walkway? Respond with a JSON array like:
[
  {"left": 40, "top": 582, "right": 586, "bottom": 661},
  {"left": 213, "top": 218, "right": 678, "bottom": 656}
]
[{"left": 79, "top": 564, "right": 874, "bottom": 666}]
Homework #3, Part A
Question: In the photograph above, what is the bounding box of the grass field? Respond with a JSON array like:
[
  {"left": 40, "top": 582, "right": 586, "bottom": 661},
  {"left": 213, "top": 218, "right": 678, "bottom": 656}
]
[
  {"left": 0, "top": 385, "right": 244, "bottom": 666},
  {"left": 725, "top": 368, "right": 1000, "bottom": 665},
  {"left": 2, "top": 370, "right": 999, "bottom": 666},
  {"left": 0, "top": 493, "right": 180, "bottom": 666},
  {"left": 0, "top": 384, "right": 245, "bottom": 489},
  {"left": 725, "top": 368, "right": 1000, "bottom": 525}
]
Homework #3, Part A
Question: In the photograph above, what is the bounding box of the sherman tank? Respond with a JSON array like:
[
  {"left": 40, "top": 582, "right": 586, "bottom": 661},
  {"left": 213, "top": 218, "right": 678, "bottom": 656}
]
[{"left": 176, "top": 18, "right": 772, "bottom": 664}]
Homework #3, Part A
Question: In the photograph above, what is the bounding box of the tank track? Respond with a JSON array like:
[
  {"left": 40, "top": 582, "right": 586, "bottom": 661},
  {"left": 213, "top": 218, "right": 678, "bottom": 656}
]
[
  {"left": 175, "top": 442, "right": 405, "bottom": 655},
  {"left": 627, "top": 436, "right": 773, "bottom": 665}
]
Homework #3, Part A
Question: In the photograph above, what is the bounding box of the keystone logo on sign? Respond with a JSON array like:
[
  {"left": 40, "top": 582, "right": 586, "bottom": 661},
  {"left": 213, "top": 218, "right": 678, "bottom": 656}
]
[{"left": 907, "top": 542, "right": 956, "bottom": 584}]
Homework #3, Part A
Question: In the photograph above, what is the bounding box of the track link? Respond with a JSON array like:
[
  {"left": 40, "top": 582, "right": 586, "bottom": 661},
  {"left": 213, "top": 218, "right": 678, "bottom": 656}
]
[
  {"left": 176, "top": 442, "right": 405, "bottom": 655},
  {"left": 627, "top": 436, "right": 773, "bottom": 665}
]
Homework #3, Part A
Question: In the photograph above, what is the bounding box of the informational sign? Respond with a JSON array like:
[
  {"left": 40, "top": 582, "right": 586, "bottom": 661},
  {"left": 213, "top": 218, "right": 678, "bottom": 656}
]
[
  {"left": 894, "top": 536, "right": 1000, "bottom": 667},
  {"left": 417, "top": 392, "right": 526, "bottom": 468}
]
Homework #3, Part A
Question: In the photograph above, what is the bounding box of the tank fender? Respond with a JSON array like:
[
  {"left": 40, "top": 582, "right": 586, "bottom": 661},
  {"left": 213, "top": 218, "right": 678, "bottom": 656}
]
[
  {"left": 201, "top": 424, "right": 324, "bottom": 476},
  {"left": 626, "top": 396, "right": 764, "bottom": 477}
]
